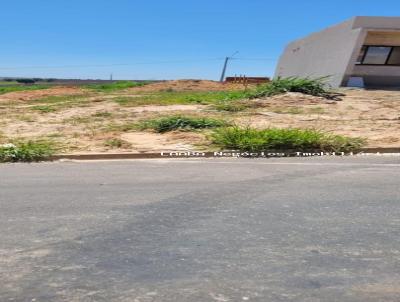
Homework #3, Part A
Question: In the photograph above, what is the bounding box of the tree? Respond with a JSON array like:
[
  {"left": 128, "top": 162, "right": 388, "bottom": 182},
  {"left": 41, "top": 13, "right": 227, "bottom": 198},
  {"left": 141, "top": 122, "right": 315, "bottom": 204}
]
[{"left": 16, "top": 78, "right": 36, "bottom": 84}]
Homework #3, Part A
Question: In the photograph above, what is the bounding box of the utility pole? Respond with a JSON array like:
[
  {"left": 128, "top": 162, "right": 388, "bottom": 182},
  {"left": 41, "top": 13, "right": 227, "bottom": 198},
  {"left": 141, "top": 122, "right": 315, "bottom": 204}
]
[
  {"left": 219, "top": 51, "right": 239, "bottom": 82},
  {"left": 110, "top": 73, "right": 113, "bottom": 81}
]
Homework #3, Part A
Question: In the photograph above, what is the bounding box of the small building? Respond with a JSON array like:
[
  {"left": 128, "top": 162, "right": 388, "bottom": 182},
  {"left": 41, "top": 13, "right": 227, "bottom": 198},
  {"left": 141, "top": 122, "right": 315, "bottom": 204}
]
[{"left": 275, "top": 16, "right": 400, "bottom": 88}]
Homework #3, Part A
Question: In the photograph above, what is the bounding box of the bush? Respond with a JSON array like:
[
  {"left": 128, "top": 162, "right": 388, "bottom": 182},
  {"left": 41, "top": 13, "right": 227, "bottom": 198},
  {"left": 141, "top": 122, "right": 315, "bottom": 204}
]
[
  {"left": 0, "top": 141, "right": 55, "bottom": 162},
  {"left": 243, "top": 77, "right": 342, "bottom": 100},
  {"left": 139, "top": 115, "right": 228, "bottom": 133},
  {"left": 212, "top": 127, "right": 365, "bottom": 152},
  {"left": 211, "top": 77, "right": 342, "bottom": 104}
]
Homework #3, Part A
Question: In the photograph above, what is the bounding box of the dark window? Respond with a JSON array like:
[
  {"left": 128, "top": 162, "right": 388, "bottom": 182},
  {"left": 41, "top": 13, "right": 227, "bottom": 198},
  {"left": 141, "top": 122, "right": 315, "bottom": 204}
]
[
  {"left": 356, "top": 46, "right": 367, "bottom": 64},
  {"left": 387, "top": 47, "right": 400, "bottom": 65},
  {"left": 357, "top": 45, "right": 400, "bottom": 66},
  {"left": 362, "top": 46, "right": 391, "bottom": 64}
]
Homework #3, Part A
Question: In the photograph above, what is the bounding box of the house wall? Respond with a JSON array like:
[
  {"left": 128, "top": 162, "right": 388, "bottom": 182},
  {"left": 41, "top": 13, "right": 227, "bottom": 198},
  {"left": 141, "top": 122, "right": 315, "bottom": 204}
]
[
  {"left": 275, "top": 16, "right": 400, "bottom": 88},
  {"left": 275, "top": 18, "right": 362, "bottom": 87},
  {"left": 351, "top": 65, "right": 400, "bottom": 86}
]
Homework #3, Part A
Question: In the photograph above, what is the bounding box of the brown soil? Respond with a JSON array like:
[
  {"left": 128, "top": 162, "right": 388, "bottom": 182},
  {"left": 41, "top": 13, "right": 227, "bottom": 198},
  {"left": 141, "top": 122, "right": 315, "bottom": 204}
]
[
  {"left": 0, "top": 81, "right": 399, "bottom": 153},
  {"left": 129, "top": 79, "right": 248, "bottom": 92},
  {"left": 120, "top": 131, "right": 207, "bottom": 153},
  {"left": 0, "top": 86, "right": 84, "bottom": 102}
]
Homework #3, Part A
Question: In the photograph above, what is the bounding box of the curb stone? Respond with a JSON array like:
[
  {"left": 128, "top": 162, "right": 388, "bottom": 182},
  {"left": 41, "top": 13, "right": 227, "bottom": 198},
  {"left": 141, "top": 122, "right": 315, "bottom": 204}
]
[{"left": 49, "top": 148, "right": 400, "bottom": 161}]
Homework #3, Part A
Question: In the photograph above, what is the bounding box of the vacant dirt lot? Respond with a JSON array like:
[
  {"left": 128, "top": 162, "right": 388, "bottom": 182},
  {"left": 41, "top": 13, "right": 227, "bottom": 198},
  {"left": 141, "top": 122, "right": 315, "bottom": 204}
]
[{"left": 0, "top": 80, "right": 399, "bottom": 153}]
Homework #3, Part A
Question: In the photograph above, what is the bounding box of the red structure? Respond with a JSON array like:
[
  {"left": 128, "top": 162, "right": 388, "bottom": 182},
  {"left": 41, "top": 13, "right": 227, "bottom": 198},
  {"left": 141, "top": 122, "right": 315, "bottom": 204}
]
[{"left": 225, "top": 76, "right": 270, "bottom": 84}]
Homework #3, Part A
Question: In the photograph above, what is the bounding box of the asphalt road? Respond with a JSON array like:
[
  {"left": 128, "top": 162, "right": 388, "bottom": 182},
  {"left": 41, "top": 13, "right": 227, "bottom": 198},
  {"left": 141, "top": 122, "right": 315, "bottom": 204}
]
[{"left": 1, "top": 157, "right": 400, "bottom": 302}]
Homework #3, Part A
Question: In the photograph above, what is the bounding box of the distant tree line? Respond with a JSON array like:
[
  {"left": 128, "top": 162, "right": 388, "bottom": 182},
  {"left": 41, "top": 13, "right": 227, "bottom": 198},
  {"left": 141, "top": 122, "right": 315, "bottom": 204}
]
[{"left": 3, "top": 78, "right": 56, "bottom": 84}]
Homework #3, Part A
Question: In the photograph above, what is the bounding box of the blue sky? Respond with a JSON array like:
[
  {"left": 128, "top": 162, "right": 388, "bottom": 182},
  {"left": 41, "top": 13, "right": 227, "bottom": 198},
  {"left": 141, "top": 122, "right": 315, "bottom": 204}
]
[{"left": 1, "top": 0, "right": 399, "bottom": 80}]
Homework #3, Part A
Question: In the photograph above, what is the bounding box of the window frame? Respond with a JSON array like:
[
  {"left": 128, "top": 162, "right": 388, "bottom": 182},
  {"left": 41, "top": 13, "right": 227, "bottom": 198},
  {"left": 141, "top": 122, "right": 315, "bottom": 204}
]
[{"left": 357, "top": 45, "right": 400, "bottom": 66}]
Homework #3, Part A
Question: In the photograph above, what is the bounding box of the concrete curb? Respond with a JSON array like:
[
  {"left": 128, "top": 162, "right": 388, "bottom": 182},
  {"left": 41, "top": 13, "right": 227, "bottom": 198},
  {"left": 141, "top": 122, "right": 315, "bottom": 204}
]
[
  {"left": 49, "top": 148, "right": 400, "bottom": 161},
  {"left": 50, "top": 153, "right": 167, "bottom": 160}
]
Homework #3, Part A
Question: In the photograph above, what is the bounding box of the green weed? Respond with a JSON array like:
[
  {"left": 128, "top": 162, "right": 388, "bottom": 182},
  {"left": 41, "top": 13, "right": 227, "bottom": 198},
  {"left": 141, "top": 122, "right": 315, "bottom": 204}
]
[
  {"left": 0, "top": 140, "right": 56, "bottom": 162},
  {"left": 211, "top": 126, "right": 364, "bottom": 152},
  {"left": 113, "top": 90, "right": 247, "bottom": 107},
  {"left": 271, "top": 107, "right": 304, "bottom": 114},
  {"left": 247, "top": 77, "right": 341, "bottom": 100},
  {"left": 308, "top": 107, "right": 326, "bottom": 114},
  {"left": 213, "top": 101, "right": 247, "bottom": 112},
  {"left": 139, "top": 115, "right": 228, "bottom": 133},
  {"left": 32, "top": 105, "right": 57, "bottom": 113},
  {"left": 104, "top": 138, "right": 131, "bottom": 149},
  {"left": 0, "top": 84, "right": 51, "bottom": 95},
  {"left": 92, "top": 111, "right": 112, "bottom": 118},
  {"left": 30, "top": 95, "right": 89, "bottom": 112},
  {"left": 85, "top": 81, "right": 148, "bottom": 91}
]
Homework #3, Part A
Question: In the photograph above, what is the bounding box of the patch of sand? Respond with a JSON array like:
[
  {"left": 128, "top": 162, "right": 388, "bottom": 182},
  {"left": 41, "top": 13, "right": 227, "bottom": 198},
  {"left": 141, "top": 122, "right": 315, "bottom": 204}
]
[
  {"left": 129, "top": 104, "right": 205, "bottom": 113},
  {"left": 254, "top": 92, "right": 336, "bottom": 106},
  {"left": 120, "top": 131, "right": 207, "bottom": 152},
  {"left": 0, "top": 102, "right": 206, "bottom": 141}
]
